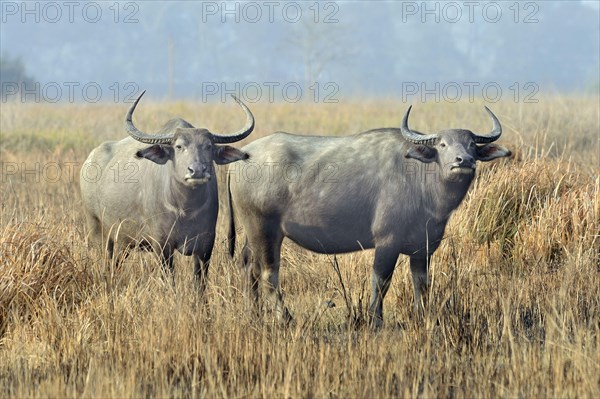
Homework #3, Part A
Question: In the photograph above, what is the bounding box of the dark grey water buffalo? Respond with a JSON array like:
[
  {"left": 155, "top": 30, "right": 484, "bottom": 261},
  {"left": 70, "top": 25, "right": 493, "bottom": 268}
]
[
  {"left": 80, "top": 91, "right": 254, "bottom": 289},
  {"left": 227, "top": 106, "right": 511, "bottom": 325}
]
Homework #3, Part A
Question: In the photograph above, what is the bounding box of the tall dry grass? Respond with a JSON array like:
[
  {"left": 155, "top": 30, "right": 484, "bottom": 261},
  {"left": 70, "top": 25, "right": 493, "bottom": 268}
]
[{"left": 0, "top": 97, "right": 598, "bottom": 397}]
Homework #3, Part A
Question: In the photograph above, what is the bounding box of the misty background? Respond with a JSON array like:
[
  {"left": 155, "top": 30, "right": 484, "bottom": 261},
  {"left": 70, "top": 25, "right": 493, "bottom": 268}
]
[{"left": 1, "top": 0, "right": 599, "bottom": 103}]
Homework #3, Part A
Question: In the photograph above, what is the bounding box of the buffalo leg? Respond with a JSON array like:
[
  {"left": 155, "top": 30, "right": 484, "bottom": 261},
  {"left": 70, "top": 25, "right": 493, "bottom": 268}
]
[
  {"left": 105, "top": 238, "right": 129, "bottom": 268},
  {"left": 409, "top": 255, "right": 431, "bottom": 316},
  {"left": 83, "top": 212, "right": 103, "bottom": 251},
  {"left": 194, "top": 251, "right": 211, "bottom": 296},
  {"left": 368, "top": 246, "right": 400, "bottom": 328},
  {"left": 106, "top": 238, "right": 115, "bottom": 263},
  {"left": 161, "top": 247, "right": 175, "bottom": 286},
  {"left": 241, "top": 238, "right": 260, "bottom": 306},
  {"left": 247, "top": 265, "right": 261, "bottom": 314},
  {"left": 254, "top": 230, "right": 292, "bottom": 324},
  {"left": 240, "top": 238, "right": 262, "bottom": 319}
]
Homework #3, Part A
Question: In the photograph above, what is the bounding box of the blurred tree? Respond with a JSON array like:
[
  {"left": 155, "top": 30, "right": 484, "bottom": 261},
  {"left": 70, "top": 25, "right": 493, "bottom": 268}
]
[
  {"left": 0, "top": 53, "right": 35, "bottom": 99},
  {"left": 286, "top": 18, "right": 354, "bottom": 97}
]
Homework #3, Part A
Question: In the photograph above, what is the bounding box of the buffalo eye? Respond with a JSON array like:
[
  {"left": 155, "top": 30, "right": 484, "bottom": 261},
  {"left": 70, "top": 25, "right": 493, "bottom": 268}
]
[
  {"left": 439, "top": 142, "right": 446, "bottom": 148},
  {"left": 175, "top": 144, "right": 182, "bottom": 150}
]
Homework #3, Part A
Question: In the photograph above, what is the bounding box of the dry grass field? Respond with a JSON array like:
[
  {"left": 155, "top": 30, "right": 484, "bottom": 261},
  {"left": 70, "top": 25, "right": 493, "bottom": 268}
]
[{"left": 1, "top": 97, "right": 599, "bottom": 397}]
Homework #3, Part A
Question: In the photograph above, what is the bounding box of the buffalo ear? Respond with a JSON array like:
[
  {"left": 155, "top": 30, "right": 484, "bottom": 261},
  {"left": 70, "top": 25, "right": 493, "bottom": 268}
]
[
  {"left": 214, "top": 145, "right": 249, "bottom": 165},
  {"left": 135, "top": 145, "right": 173, "bottom": 165},
  {"left": 405, "top": 145, "right": 437, "bottom": 163},
  {"left": 476, "top": 143, "right": 512, "bottom": 162}
]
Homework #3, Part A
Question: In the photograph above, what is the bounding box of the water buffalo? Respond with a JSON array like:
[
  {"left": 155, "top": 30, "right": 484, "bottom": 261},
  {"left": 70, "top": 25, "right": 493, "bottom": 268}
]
[
  {"left": 227, "top": 106, "right": 510, "bottom": 325},
  {"left": 80, "top": 91, "right": 254, "bottom": 290}
]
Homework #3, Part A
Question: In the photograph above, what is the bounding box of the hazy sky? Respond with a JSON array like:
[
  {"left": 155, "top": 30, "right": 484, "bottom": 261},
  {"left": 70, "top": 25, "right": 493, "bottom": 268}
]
[{"left": 1, "top": 1, "right": 598, "bottom": 103}]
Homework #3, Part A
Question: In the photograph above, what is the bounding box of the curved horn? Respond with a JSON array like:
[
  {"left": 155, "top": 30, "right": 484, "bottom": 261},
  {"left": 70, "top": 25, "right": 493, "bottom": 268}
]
[
  {"left": 125, "top": 90, "right": 174, "bottom": 144},
  {"left": 473, "top": 106, "right": 502, "bottom": 144},
  {"left": 210, "top": 95, "right": 255, "bottom": 144},
  {"left": 400, "top": 105, "right": 439, "bottom": 146}
]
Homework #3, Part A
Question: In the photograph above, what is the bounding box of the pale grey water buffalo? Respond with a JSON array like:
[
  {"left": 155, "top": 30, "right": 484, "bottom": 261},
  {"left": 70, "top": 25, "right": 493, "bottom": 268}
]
[
  {"left": 80, "top": 91, "right": 254, "bottom": 289},
  {"left": 227, "top": 106, "right": 511, "bottom": 325}
]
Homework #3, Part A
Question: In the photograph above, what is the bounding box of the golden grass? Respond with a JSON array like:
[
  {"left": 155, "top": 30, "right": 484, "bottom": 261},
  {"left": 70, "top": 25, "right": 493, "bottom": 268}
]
[{"left": 0, "top": 97, "right": 598, "bottom": 397}]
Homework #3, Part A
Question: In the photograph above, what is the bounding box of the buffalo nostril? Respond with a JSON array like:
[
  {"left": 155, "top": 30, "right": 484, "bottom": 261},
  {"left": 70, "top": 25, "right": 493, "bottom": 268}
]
[
  {"left": 456, "top": 156, "right": 474, "bottom": 165},
  {"left": 188, "top": 166, "right": 195, "bottom": 174}
]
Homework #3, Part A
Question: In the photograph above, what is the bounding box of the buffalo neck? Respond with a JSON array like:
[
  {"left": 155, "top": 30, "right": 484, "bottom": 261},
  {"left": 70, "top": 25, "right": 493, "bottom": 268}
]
[
  {"left": 162, "top": 174, "right": 215, "bottom": 217},
  {"left": 427, "top": 169, "right": 474, "bottom": 219}
]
